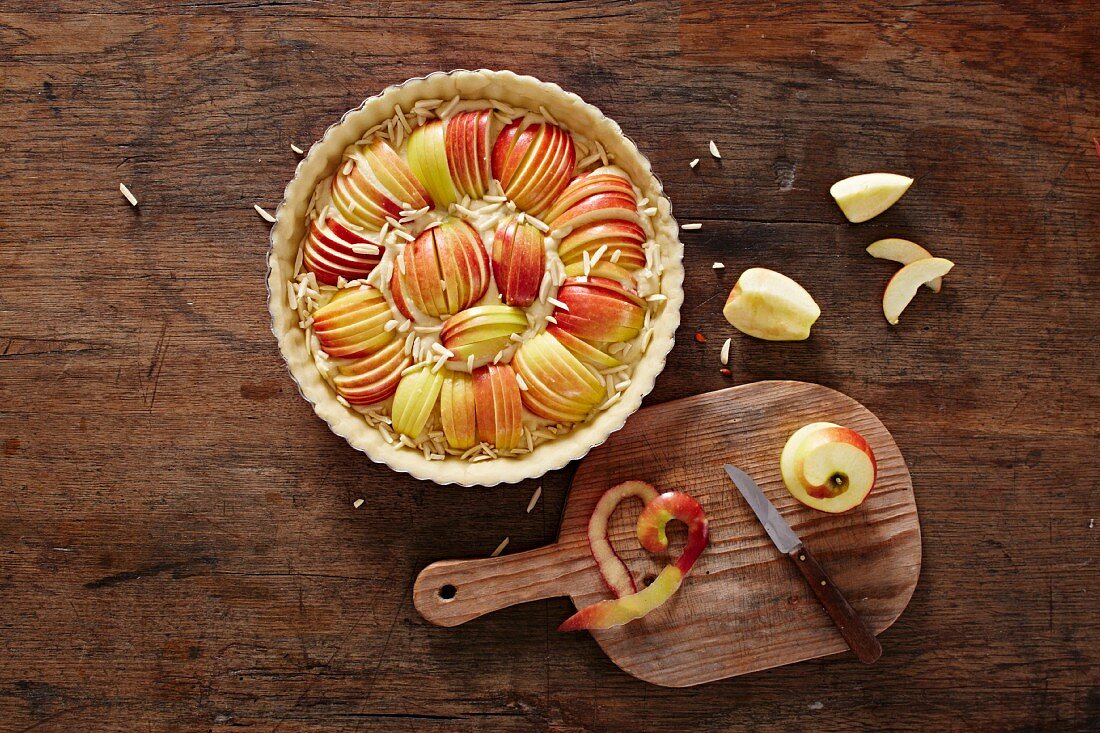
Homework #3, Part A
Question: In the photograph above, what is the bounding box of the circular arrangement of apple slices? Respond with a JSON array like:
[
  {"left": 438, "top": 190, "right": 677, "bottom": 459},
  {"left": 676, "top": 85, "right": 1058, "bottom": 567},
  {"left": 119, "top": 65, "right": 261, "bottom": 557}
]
[{"left": 286, "top": 100, "right": 669, "bottom": 463}]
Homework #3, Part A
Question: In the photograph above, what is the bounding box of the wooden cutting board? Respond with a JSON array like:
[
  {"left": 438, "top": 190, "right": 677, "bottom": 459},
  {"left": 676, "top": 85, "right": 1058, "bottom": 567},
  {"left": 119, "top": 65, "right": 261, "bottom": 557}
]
[{"left": 414, "top": 381, "right": 921, "bottom": 686}]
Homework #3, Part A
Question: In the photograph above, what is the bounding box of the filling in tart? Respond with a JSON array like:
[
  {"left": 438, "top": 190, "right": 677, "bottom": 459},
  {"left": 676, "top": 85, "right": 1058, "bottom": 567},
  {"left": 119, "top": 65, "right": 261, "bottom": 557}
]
[{"left": 287, "top": 97, "right": 669, "bottom": 463}]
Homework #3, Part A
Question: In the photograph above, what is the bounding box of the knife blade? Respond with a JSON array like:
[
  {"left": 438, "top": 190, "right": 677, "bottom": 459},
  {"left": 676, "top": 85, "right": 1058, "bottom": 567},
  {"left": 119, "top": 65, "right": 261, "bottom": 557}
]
[{"left": 723, "top": 464, "right": 882, "bottom": 664}]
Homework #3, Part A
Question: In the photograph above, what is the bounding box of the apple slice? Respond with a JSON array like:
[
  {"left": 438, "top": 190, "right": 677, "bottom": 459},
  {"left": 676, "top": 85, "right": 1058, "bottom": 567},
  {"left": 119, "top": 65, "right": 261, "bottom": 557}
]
[
  {"left": 512, "top": 332, "right": 606, "bottom": 423},
  {"left": 391, "top": 365, "right": 445, "bottom": 440},
  {"left": 722, "top": 268, "right": 820, "bottom": 341},
  {"left": 472, "top": 364, "right": 523, "bottom": 450},
  {"left": 547, "top": 326, "right": 621, "bottom": 369},
  {"left": 332, "top": 338, "right": 410, "bottom": 406},
  {"left": 780, "top": 422, "right": 877, "bottom": 513},
  {"left": 492, "top": 216, "right": 545, "bottom": 307},
  {"left": 311, "top": 286, "right": 395, "bottom": 358},
  {"left": 492, "top": 119, "right": 576, "bottom": 217},
  {"left": 867, "top": 238, "right": 942, "bottom": 292},
  {"left": 439, "top": 371, "right": 477, "bottom": 450},
  {"left": 407, "top": 119, "right": 459, "bottom": 208},
  {"left": 440, "top": 305, "right": 527, "bottom": 362},
  {"left": 830, "top": 173, "right": 913, "bottom": 223},
  {"left": 882, "top": 257, "right": 954, "bottom": 325}
]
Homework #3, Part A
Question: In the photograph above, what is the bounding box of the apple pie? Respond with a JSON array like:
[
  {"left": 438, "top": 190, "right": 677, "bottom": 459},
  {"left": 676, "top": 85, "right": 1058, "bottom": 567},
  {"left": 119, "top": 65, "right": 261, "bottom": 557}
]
[{"left": 267, "top": 70, "right": 683, "bottom": 485}]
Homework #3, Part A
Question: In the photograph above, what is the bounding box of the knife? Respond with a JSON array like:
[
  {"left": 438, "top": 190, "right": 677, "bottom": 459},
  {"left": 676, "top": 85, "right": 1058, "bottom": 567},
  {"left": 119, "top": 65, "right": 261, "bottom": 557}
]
[{"left": 723, "top": 464, "right": 882, "bottom": 664}]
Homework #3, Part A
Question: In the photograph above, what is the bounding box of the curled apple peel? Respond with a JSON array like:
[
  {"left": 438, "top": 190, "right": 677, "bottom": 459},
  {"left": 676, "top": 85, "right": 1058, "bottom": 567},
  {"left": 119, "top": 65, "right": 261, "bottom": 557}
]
[
  {"left": 781, "top": 422, "right": 877, "bottom": 513},
  {"left": 562, "top": 487, "right": 709, "bottom": 632},
  {"left": 587, "top": 480, "right": 659, "bottom": 597}
]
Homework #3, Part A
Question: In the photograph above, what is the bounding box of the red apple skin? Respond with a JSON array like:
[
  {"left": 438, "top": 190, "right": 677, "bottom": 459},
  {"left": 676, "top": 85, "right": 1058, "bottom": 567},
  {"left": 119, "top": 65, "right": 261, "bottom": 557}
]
[
  {"left": 303, "top": 217, "right": 384, "bottom": 286},
  {"left": 311, "top": 287, "right": 394, "bottom": 359},
  {"left": 491, "top": 120, "right": 575, "bottom": 217},
  {"left": 557, "top": 220, "right": 647, "bottom": 272},
  {"left": 636, "top": 492, "right": 710, "bottom": 574},
  {"left": 389, "top": 267, "right": 415, "bottom": 321},
  {"left": 587, "top": 480, "right": 660, "bottom": 597},
  {"left": 472, "top": 364, "right": 523, "bottom": 450},
  {"left": 445, "top": 110, "right": 494, "bottom": 200},
  {"left": 439, "top": 371, "right": 477, "bottom": 450},
  {"left": 545, "top": 169, "right": 638, "bottom": 230},
  {"left": 553, "top": 276, "right": 646, "bottom": 343},
  {"left": 401, "top": 218, "right": 490, "bottom": 318},
  {"left": 795, "top": 426, "right": 877, "bottom": 500},
  {"left": 360, "top": 138, "right": 432, "bottom": 211},
  {"left": 332, "top": 338, "right": 410, "bottom": 406},
  {"left": 558, "top": 565, "right": 684, "bottom": 632},
  {"left": 492, "top": 217, "right": 545, "bottom": 307}
]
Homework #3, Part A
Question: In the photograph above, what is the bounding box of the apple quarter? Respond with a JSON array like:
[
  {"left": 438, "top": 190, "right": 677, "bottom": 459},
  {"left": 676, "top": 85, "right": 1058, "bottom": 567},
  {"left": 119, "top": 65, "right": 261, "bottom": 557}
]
[{"left": 268, "top": 70, "right": 684, "bottom": 486}]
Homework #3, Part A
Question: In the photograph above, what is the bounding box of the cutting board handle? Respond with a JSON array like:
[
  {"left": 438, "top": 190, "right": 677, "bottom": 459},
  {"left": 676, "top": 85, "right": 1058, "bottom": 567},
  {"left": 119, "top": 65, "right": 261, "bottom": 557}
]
[{"left": 414, "top": 542, "right": 590, "bottom": 627}]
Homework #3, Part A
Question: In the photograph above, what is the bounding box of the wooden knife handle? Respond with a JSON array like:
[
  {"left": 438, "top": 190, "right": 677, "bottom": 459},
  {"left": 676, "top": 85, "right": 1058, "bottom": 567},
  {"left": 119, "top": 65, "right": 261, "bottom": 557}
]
[
  {"left": 789, "top": 544, "right": 882, "bottom": 664},
  {"left": 413, "top": 543, "right": 590, "bottom": 627}
]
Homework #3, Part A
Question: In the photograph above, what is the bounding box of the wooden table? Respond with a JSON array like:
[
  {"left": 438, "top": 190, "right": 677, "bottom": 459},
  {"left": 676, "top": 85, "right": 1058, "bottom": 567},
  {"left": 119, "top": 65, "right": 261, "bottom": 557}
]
[{"left": 1, "top": 2, "right": 1096, "bottom": 730}]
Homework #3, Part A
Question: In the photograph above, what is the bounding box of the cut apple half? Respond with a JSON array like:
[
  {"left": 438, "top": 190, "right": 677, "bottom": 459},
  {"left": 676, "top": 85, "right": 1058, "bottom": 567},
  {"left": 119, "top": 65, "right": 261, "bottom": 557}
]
[
  {"left": 830, "top": 173, "right": 913, "bottom": 223},
  {"left": 722, "top": 267, "right": 820, "bottom": 341},
  {"left": 882, "top": 257, "right": 954, "bottom": 325},
  {"left": 867, "top": 238, "right": 942, "bottom": 292}
]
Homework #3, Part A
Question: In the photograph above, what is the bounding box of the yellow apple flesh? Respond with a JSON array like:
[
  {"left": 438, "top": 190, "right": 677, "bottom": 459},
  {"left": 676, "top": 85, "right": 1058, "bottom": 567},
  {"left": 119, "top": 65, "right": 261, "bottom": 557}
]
[
  {"left": 722, "top": 268, "right": 820, "bottom": 341},
  {"left": 830, "top": 173, "right": 913, "bottom": 223},
  {"left": 882, "top": 257, "right": 954, "bottom": 325},
  {"left": 866, "top": 238, "right": 942, "bottom": 292},
  {"left": 391, "top": 366, "right": 444, "bottom": 440}
]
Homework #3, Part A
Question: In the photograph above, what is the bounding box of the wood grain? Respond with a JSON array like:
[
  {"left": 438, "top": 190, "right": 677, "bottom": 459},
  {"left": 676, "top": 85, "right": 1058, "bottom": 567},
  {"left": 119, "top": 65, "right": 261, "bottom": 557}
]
[
  {"left": 0, "top": 0, "right": 1096, "bottom": 729},
  {"left": 415, "top": 381, "right": 918, "bottom": 686}
]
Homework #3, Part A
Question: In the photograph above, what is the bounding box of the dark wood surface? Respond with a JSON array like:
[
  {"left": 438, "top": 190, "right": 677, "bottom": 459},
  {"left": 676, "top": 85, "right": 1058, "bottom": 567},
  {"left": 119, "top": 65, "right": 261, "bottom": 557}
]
[{"left": 0, "top": 1, "right": 1096, "bottom": 730}]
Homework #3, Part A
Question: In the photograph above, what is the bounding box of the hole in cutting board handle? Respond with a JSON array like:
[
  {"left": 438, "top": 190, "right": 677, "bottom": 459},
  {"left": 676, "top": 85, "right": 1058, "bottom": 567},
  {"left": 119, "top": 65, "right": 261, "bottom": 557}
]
[{"left": 438, "top": 584, "right": 457, "bottom": 601}]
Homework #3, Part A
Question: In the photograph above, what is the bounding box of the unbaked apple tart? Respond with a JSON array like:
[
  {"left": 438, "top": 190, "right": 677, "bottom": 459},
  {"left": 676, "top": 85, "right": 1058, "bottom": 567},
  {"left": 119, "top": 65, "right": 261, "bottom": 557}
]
[{"left": 268, "top": 71, "right": 683, "bottom": 485}]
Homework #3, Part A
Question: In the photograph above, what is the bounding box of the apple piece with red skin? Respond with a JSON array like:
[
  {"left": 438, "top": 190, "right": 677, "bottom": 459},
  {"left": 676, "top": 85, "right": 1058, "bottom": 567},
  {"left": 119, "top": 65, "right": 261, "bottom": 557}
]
[
  {"left": 562, "top": 260, "right": 635, "bottom": 285},
  {"left": 303, "top": 217, "right": 384, "bottom": 286},
  {"left": 553, "top": 276, "right": 646, "bottom": 343},
  {"left": 472, "top": 364, "right": 523, "bottom": 450},
  {"left": 440, "top": 305, "right": 527, "bottom": 362},
  {"left": 439, "top": 371, "right": 477, "bottom": 450},
  {"left": 330, "top": 139, "right": 431, "bottom": 229},
  {"left": 492, "top": 216, "right": 545, "bottom": 307},
  {"left": 512, "top": 332, "right": 606, "bottom": 423},
  {"left": 547, "top": 326, "right": 621, "bottom": 369},
  {"left": 780, "top": 422, "right": 878, "bottom": 513},
  {"left": 311, "top": 286, "right": 395, "bottom": 359},
  {"left": 401, "top": 217, "right": 490, "bottom": 317},
  {"left": 445, "top": 109, "right": 495, "bottom": 200},
  {"left": 545, "top": 167, "right": 640, "bottom": 231},
  {"left": 491, "top": 119, "right": 575, "bottom": 217},
  {"left": 407, "top": 119, "right": 459, "bottom": 208},
  {"left": 389, "top": 266, "right": 416, "bottom": 321},
  {"left": 390, "top": 365, "right": 445, "bottom": 440},
  {"left": 332, "top": 338, "right": 410, "bottom": 406},
  {"left": 866, "top": 238, "right": 942, "bottom": 292},
  {"left": 882, "top": 257, "right": 954, "bottom": 325},
  {"left": 723, "top": 267, "right": 820, "bottom": 341},
  {"left": 560, "top": 490, "right": 709, "bottom": 632},
  {"left": 557, "top": 220, "right": 647, "bottom": 272},
  {"left": 587, "top": 480, "right": 660, "bottom": 598}
]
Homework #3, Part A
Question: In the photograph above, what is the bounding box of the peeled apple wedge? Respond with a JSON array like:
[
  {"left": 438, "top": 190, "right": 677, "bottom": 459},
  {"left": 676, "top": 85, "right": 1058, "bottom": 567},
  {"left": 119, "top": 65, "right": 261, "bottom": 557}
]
[
  {"left": 882, "top": 257, "right": 955, "bottom": 325},
  {"left": 830, "top": 173, "right": 913, "bottom": 223},
  {"left": 866, "top": 238, "right": 942, "bottom": 292},
  {"left": 722, "top": 268, "right": 821, "bottom": 341}
]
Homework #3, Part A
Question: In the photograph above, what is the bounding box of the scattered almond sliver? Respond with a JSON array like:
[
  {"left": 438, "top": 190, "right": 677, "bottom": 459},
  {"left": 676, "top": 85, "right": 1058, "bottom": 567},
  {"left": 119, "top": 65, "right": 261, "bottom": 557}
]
[
  {"left": 290, "top": 143, "right": 304, "bottom": 154},
  {"left": 119, "top": 183, "right": 138, "bottom": 207},
  {"left": 526, "top": 486, "right": 542, "bottom": 513},
  {"left": 490, "top": 537, "right": 510, "bottom": 557},
  {"left": 712, "top": 262, "right": 724, "bottom": 269},
  {"left": 681, "top": 223, "right": 702, "bottom": 230},
  {"left": 720, "top": 337, "right": 731, "bottom": 365},
  {"left": 254, "top": 204, "right": 276, "bottom": 223},
  {"left": 709, "top": 140, "right": 721, "bottom": 159},
  {"left": 353, "top": 498, "right": 364, "bottom": 509},
  {"left": 689, "top": 158, "right": 700, "bottom": 169}
]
